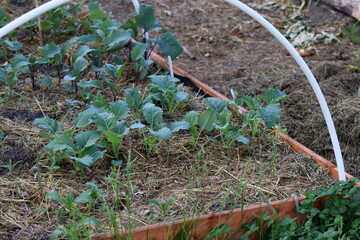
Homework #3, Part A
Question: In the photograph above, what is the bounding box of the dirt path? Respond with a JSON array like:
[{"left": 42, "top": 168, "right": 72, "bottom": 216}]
[{"left": 99, "top": 0, "right": 360, "bottom": 177}]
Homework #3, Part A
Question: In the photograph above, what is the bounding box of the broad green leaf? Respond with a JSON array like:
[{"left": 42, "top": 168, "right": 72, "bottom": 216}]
[
  {"left": 105, "top": 64, "right": 124, "bottom": 78},
  {"left": 40, "top": 43, "right": 60, "bottom": 59},
  {"left": 75, "top": 189, "right": 93, "bottom": 203},
  {"left": 143, "top": 103, "right": 163, "bottom": 127},
  {"left": 81, "top": 87, "right": 92, "bottom": 100},
  {"left": 77, "top": 34, "right": 98, "bottom": 44},
  {"left": 50, "top": 229, "right": 64, "bottom": 239},
  {"left": 82, "top": 145, "right": 105, "bottom": 163},
  {"left": 45, "top": 192, "right": 63, "bottom": 202},
  {"left": 149, "top": 75, "right": 177, "bottom": 92},
  {"left": 90, "top": 9, "right": 105, "bottom": 20},
  {"left": 235, "top": 135, "right": 250, "bottom": 144},
  {"left": 77, "top": 79, "right": 103, "bottom": 89},
  {"left": 40, "top": 76, "right": 52, "bottom": 86},
  {"left": 215, "top": 122, "right": 229, "bottom": 130},
  {"left": 72, "top": 3, "right": 82, "bottom": 16},
  {"left": 113, "top": 54, "right": 123, "bottom": 65},
  {"left": 260, "top": 103, "right": 281, "bottom": 128},
  {"left": 46, "top": 133, "right": 76, "bottom": 152},
  {"left": 88, "top": 2, "right": 100, "bottom": 11},
  {"left": 104, "top": 29, "right": 132, "bottom": 52},
  {"left": 72, "top": 56, "right": 88, "bottom": 77},
  {"left": 34, "top": 117, "right": 60, "bottom": 134},
  {"left": 169, "top": 121, "right": 190, "bottom": 132},
  {"left": 80, "top": 217, "right": 100, "bottom": 227},
  {"left": 64, "top": 38, "right": 79, "bottom": 50},
  {"left": 0, "top": 68, "right": 8, "bottom": 81},
  {"left": 121, "top": 19, "right": 138, "bottom": 37},
  {"left": 75, "top": 130, "right": 101, "bottom": 149},
  {"left": 11, "top": 54, "right": 29, "bottom": 72},
  {"left": 72, "top": 107, "right": 97, "bottom": 128},
  {"left": 149, "top": 127, "right": 172, "bottom": 140},
  {"left": 94, "top": 112, "right": 116, "bottom": 131},
  {"left": 218, "top": 108, "right": 230, "bottom": 127},
  {"left": 184, "top": 110, "right": 198, "bottom": 127},
  {"left": 205, "top": 97, "right": 227, "bottom": 114},
  {"left": 130, "top": 122, "right": 145, "bottom": 129},
  {"left": 158, "top": 32, "right": 183, "bottom": 60},
  {"left": 109, "top": 101, "right": 130, "bottom": 120},
  {"left": 241, "top": 96, "right": 261, "bottom": 110},
  {"left": 134, "top": 4, "right": 159, "bottom": 32},
  {"left": 70, "top": 155, "right": 94, "bottom": 166},
  {"left": 125, "top": 88, "right": 143, "bottom": 110},
  {"left": 175, "top": 92, "right": 188, "bottom": 101},
  {"left": 76, "top": 45, "right": 93, "bottom": 58},
  {"left": 111, "top": 120, "right": 129, "bottom": 136},
  {"left": 102, "top": 131, "right": 121, "bottom": 147},
  {"left": 91, "top": 93, "right": 109, "bottom": 108},
  {"left": 199, "top": 108, "right": 217, "bottom": 131},
  {"left": 63, "top": 74, "right": 76, "bottom": 81},
  {"left": 4, "top": 40, "right": 22, "bottom": 51},
  {"left": 263, "top": 88, "right": 287, "bottom": 103},
  {"left": 131, "top": 42, "right": 147, "bottom": 61},
  {"left": 114, "top": 65, "right": 124, "bottom": 78}
]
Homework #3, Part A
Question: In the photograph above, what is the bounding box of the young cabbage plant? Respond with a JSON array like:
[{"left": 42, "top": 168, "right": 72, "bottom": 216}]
[
  {"left": 71, "top": 101, "right": 131, "bottom": 162},
  {"left": 125, "top": 87, "right": 153, "bottom": 119},
  {"left": 203, "top": 97, "right": 248, "bottom": 148},
  {"left": 64, "top": 56, "right": 89, "bottom": 95},
  {"left": 35, "top": 114, "right": 106, "bottom": 170},
  {"left": 141, "top": 102, "right": 189, "bottom": 154},
  {"left": 0, "top": 39, "right": 22, "bottom": 62},
  {"left": 40, "top": 39, "right": 76, "bottom": 86},
  {"left": 229, "top": 88, "right": 287, "bottom": 136},
  {"left": 47, "top": 182, "right": 104, "bottom": 240},
  {"left": 102, "top": 63, "right": 125, "bottom": 101},
  {"left": 134, "top": 4, "right": 183, "bottom": 60},
  {"left": 148, "top": 75, "right": 188, "bottom": 113},
  {"left": 11, "top": 53, "right": 43, "bottom": 90},
  {"left": 131, "top": 42, "right": 153, "bottom": 84},
  {"left": 0, "top": 67, "right": 18, "bottom": 102},
  {"left": 214, "top": 107, "right": 249, "bottom": 148},
  {"left": 95, "top": 100, "right": 130, "bottom": 160},
  {"left": 46, "top": 130, "right": 105, "bottom": 170},
  {"left": 41, "top": 4, "right": 81, "bottom": 36}
]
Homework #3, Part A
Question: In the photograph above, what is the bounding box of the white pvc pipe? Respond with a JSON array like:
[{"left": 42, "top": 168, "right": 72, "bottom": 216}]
[
  {"left": 131, "top": 0, "right": 140, "bottom": 13},
  {"left": 224, "top": 0, "right": 346, "bottom": 181},
  {"left": 0, "top": 0, "right": 71, "bottom": 39},
  {"left": 168, "top": 56, "right": 174, "bottom": 77}
]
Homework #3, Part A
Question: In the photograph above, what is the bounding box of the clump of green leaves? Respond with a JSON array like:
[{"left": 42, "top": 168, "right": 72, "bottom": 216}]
[
  {"left": 131, "top": 4, "right": 183, "bottom": 83},
  {"left": 238, "top": 179, "right": 360, "bottom": 240},
  {"left": 342, "top": 22, "right": 360, "bottom": 45},
  {"left": 230, "top": 88, "right": 287, "bottom": 137},
  {"left": 148, "top": 198, "right": 176, "bottom": 221},
  {"left": 148, "top": 74, "right": 188, "bottom": 113},
  {"left": 47, "top": 182, "right": 106, "bottom": 239}
]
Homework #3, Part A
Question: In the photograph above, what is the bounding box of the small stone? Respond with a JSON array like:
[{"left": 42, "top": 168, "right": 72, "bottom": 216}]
[
  {"left": 163, "top": 10, "right": 172, "bottom": 16},
  {"left": 204, "top": 53, "right": 210, "bottom": 57}
]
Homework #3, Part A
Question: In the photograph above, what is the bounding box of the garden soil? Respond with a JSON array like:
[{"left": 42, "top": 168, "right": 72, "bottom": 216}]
[{"left": 98, "top": 0, "right": 360, "bottom": 178}]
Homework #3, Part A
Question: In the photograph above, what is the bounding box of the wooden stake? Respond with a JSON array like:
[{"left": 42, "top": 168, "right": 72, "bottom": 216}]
[{"left": 34, "top": 0, "right": 43, "bottom": 46}]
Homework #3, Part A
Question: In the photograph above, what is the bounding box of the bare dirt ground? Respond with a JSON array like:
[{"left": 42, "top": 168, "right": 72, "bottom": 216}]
[{"left": 99, "top": 0, "right": 360, "bottom": 178}]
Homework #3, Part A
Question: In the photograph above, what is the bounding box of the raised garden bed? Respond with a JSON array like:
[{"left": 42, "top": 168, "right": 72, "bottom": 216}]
[{"left": 0, "top": 1, "right": 359, "bottom": 239}]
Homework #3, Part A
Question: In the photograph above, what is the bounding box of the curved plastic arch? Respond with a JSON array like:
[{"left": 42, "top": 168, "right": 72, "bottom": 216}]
[
  {"left": 0, "top": 0, "right": 71, "bottom": 39},
  {"left": 224, "top": 0, "right": 346, "bottom": 181}
]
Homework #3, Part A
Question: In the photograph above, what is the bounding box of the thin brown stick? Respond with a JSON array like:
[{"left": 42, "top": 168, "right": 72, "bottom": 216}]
[{"left": 34, "top": 0, "right": 43, "bottom": 46}]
